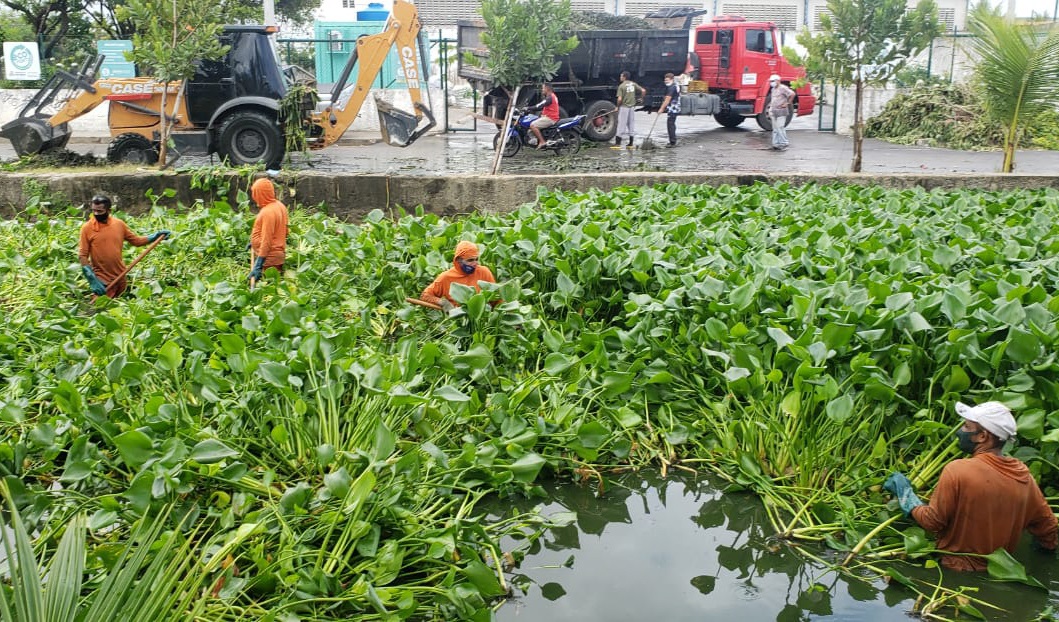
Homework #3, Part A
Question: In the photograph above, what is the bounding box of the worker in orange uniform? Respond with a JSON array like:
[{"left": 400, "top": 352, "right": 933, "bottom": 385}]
[
  {"left": 78, "top": 194, "right": 168, "bottom": 297},
  {"left": 420, "top": 241, "right": 496, "bottom": 311},
  {"left": 249, "top": 177, "right": 289, "bottom": 283},
  {"left": 884, "top": 401, "right": 1057, "bottom": 571}
]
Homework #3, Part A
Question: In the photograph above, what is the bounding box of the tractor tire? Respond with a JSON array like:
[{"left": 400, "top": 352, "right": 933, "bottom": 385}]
[
  {"left": 107, "top": 133, "right": 159, "bottom": 165},
  {"left": 755, "top": 110, "right": 792, "bottom": 132},
  {"left": 554, "top": 129, "right": 581, "bottom": 157},
  {"left": 493, "top": 131, "right": 521, "bottom": 158},
  {"left": 217, "top": 110, "right": 285, "bottom": 168},
  {"left": 713, "top": 112, "right": 746, "bottom": 128},
  {"left": 582, "top": 100, "right": 618, "bottom": 142}
]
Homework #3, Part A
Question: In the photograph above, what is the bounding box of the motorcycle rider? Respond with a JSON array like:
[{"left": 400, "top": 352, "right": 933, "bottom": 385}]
[{"left": 527, "top": 83, "right": 560, "bottom": 150}]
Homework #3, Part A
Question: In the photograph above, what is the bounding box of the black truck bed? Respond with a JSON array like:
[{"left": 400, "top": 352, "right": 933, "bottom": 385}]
[{"left": 457, "top": 20, "right": 689, "bottom": 91}]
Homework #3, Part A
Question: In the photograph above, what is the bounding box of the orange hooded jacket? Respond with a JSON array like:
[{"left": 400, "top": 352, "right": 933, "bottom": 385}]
[
  {"left": 421, "top": 241, "right": 496, "bottom": 305},
  {"left": 911, "top": 451, "right": 1058, "bottom": 571},
  {"left": 250, "top": 178, "right": 289, "bottom": 268}
]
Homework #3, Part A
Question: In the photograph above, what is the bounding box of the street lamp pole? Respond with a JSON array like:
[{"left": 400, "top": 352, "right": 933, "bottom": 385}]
[{"left": 264, "top": 0, "right": 276, "bottom": 25}]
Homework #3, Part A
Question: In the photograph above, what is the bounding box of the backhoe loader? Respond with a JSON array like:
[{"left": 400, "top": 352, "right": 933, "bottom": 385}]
[{"left": 0, "top": 0, "right": 434, "bottom": 167}]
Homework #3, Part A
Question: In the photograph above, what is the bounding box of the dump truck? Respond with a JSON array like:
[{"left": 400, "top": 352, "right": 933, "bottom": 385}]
[
  {"left": 0, "top": 0, "right": 434, "bottom": 167},
  {"left": 457, "top": 11, "right": 815, "bottom": 142}
]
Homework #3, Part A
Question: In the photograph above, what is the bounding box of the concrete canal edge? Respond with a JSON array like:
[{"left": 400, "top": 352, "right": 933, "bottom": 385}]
[{"left": 2, "top": 171, "right": 1058, "bottom": 219}]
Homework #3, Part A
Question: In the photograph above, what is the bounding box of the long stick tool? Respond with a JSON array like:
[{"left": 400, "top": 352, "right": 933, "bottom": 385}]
[
  {"left": 406, "top": 297, "right": 443, "bottom": 310},
  {"left": 640, "top": 112, "right": 662, "bottom": 151},
  {"left": 104, "top": 234, "right": 167, "bottom": 296}
]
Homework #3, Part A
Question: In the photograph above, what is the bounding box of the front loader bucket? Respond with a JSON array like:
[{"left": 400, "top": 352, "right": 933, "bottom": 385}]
[
  {"left": 0, "top": 117, "right": 72, "bottom": 156},
  {"left": 376, "top": 97, "right": 436, "bottom": 147}
]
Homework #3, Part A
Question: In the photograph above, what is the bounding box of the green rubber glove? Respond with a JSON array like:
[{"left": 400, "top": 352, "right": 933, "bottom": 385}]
[
  {"left": 147, "top": 230, "right": 170, "bottom": 243},
  {"left": 884, "top": 472, "right": 924, "bottom": 516},
  {"left": 249, "top": 256, "right": 266, "bottom": 280},
  {"left": 81, "top": 265, "right": 107, "bottom": 295}
]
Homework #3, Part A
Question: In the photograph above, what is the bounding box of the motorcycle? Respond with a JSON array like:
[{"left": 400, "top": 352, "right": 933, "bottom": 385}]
[{"left": 492, "top": 108, "right": 584, "bottom": 157}]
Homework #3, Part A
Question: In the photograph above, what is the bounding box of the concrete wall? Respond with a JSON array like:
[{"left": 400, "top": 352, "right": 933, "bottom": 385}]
[
  {"left": 833, "top": 86, "right": 901, "bottom": 136},
  {"left": 2, "top": 171, "right": 1057, "bottom": 220}
]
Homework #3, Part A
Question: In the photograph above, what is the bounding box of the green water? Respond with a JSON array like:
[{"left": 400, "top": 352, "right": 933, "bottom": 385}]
[{"left": 492, "top": 474, "right": 1059, "bottom": 621}]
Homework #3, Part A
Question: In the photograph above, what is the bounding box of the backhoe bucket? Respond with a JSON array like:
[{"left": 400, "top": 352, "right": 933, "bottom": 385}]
[
  {"left": 0, "top": 117, "right": 72, "bottom": 156},
  {"left": 375, "top": 97, "right": 436, "bottom": 147}
]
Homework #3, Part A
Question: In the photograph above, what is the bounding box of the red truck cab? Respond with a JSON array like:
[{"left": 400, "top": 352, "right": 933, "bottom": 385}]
[{"left": 692, "top": 16, "right": 816, "bottom": 129}]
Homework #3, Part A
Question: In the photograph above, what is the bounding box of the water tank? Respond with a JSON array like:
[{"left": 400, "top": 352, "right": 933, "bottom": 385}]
[{"left": 357, "top": 2, "right": 389, "bottom": 21}]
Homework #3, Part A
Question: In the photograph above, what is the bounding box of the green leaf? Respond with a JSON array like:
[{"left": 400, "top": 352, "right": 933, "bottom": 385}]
[
  {"left": 825, "top": 394, "right": 855, "bottom": 423},
  {"left": 1006, "top": 328, "right": 1041, "bottom": 363},
  {"left": 985, "top": 548, "right": 1046, "bottom": 589},
  {"left": 113, "top": 430, "right": 155, "bottom": 469},
  {"left": 600, "top": 371, "right": 633, "bottom": 398},
  {"left": 767, "top": 327, "right": 794, "bottom": 350},
  {"left": 434, "top": 385, "right": 471, "bottom": 402},
  {"left": 156, "top": 340, "right": 183, "bottom": 371},
  {"left": 508, "top": 452, "right": 546, "bottom": 483},
  {"left": 729, "top": 281, "right": 755, "bottom": 310},
  {"left": 463, "top": 560, "right": 506, "bottom": 597},
  {"left": 544, "top": 353, "right": 576, "bottom": 375},
  {"left": 257, "top": 361, "right": 290, "bottom": 387},
  {"left": 576, "top": 421, "right": 609, "bottom": 449},
  {"left": 189, "top": 439, "right": 239, "bottom": 464}
]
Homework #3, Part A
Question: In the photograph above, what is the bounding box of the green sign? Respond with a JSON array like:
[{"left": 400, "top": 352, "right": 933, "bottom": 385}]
[{"left": 96, "top": 40, "right": 136, "bottom": 79}]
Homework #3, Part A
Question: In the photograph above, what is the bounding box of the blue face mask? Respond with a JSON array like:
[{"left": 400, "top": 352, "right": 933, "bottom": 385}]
[{"left": 458, "top": 260, "right": 476, "bottom": 275}]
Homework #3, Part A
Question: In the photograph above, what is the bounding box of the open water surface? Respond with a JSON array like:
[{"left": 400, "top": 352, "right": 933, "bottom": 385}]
[{"left": 491, "top": 473, "right": 1059, "bottom": 621}]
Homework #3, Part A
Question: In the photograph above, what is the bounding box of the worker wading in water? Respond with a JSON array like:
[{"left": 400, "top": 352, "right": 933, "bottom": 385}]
[
  {"left": 420, "top": 241, "right": 496, "bottom": 311},
  {"left": 885, "top": 400, "right": 1058, "bottom": 571},
  {"left": 249, "top": 177, "right": 289, "bottom": 283},
  {"left": 78, "top": 194, "right": 168, "bottom": 297}
]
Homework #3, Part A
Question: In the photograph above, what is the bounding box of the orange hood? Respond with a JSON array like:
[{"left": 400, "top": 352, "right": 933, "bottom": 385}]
[
  {"left": 251, "top": 178, "right": 277, "bottom": 207},
  {"left": 452, "top": 241, "right": 479, "bottom": 269},
  {"left": 976, "top": 453, "right": 1033, "bottom": 484}
]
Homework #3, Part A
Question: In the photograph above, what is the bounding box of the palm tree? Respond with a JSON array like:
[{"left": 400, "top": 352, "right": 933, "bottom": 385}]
[{"left": 966, "top": 2, "right": 1059, "bottom": 172}]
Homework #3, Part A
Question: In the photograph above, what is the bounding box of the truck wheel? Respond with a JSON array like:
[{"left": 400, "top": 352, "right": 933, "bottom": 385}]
[
  {"left": 756, "top": 111, "right": 792, "bottom": 132},
  {"left": 714, "top": 113, "right": 746, "bottom": 128},
  {"left": 493, "top": 131, "right": 521, "bottom": 157},
  {"left": 582, "top": 101, "right": 617, "bottom": 142},
  {"left": 218, "top": 111, "right": 285, "bottom": 168},
  {"left": 107, "top": 133, "right": 159, "bottom": 165}
]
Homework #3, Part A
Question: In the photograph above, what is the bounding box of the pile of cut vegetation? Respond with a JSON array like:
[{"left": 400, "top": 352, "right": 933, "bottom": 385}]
[
  {"left": 864, "top": 83, "right": 1004, "bottom": 150},
  {"left": 570, "top": 10, "right": 653, "bottom": 29},
  {"left": 0, "top": 148, "right": 106, "bottom": 171}
]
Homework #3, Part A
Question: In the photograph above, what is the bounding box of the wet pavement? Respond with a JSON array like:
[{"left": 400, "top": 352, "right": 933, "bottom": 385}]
[{"left": 2, "top": 111, "right": 1057, "bottom": 175}]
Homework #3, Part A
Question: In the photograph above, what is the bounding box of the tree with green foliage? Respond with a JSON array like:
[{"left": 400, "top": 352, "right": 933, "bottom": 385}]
[
  {"left": 88, "top": 0, "right": 317, "bottom": 40},
  {"left": 120, "top": 0, "right": 229, "bottom": 167},
  {"left": 479, "top": 0, "right": 578, "bottom": 173},
  {"left": 966, "top": 3, "right": 1059, "bottom": 172},
  {"left": 798, "top": 0, "right": 939, "bottom": 171}
]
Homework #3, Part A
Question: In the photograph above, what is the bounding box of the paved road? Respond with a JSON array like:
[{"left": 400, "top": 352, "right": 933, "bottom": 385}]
[{"left": 2, "top": 111, "right": 1057, "bottom": 175}]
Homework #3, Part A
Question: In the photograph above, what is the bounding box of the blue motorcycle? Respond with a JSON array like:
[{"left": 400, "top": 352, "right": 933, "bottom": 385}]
[{"left": 493, "top": 108, "right": 584, "bottom": 157}]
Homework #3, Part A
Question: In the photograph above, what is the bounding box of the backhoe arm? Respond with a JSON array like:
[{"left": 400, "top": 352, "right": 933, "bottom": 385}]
[{"left": 310, "top": 0, "right": 435, "bottom": 148}]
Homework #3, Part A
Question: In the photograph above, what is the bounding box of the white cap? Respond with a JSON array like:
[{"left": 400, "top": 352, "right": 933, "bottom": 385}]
[
  {"left": 956, "top": 401, "right": 1017, "bottom": 441},
  {"left": 769, "top": 74, "right": 781, "bottom": 82}
]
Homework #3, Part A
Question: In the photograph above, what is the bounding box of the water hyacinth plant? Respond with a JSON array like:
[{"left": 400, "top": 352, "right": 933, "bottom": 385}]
[{"left": 1, "top": 182, "right": 1059, "bottom": 619}]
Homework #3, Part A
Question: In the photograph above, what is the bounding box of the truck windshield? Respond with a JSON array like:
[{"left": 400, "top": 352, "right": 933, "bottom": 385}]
[{"left": 745, "top": 29, "right": 774, "bottom": 54}]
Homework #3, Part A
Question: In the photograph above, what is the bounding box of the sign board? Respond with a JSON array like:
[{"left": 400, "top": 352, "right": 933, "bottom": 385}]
[
  {"left": 96, "top": 40, "right": 136, "bottom": 78},
  {"left": 3, "top": 42, "right": 41, "bottom": 80}
]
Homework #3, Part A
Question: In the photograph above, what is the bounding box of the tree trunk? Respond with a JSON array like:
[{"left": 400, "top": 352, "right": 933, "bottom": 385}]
[
  {"left": 490, "top": 85, "right": 521, "bottom": 176},
  {"left": 851, "top": 78, "right": 863, "bottom": 173},
  {"left": 157, "top": 87, "right": 169, "bottom": 167},
  {"left": 1002, "top": 122, "right": 1018, "bottom": 173}
]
